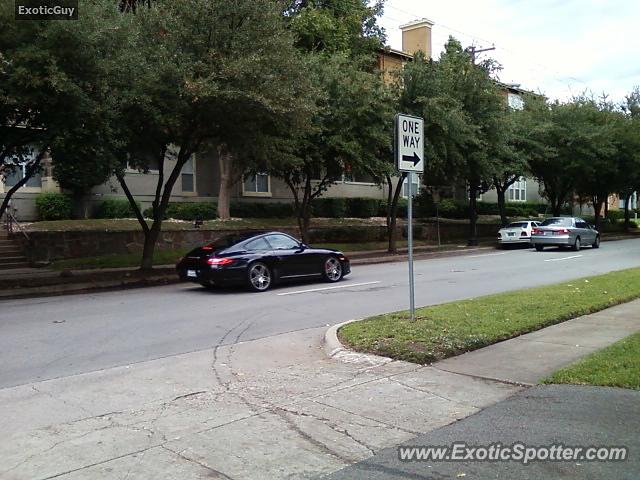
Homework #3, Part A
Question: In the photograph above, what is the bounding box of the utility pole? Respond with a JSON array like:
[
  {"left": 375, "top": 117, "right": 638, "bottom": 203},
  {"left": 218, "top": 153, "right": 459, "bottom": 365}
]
[{"left": 466, "top": 45, "right": 496, "bottom": 65}]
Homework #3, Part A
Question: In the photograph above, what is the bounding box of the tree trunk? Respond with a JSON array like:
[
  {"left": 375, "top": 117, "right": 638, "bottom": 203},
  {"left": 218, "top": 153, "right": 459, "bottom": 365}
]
[
  {"left": 468, "top": 185, "right": 479, "bottom": 246},
  {"left": 624, "top": 192, "right": 632, "bottom": 231},
  {"left": 496, "top": 188, "right": 508, "bottom": 227},
  {"left": 386, "top": 173, "right": 406, "bottom": 253},
  {"left": 593, "top": 197, "right": 603, "bottom": 232},
  {"left": 140, "top": 223, "right": 162, "bottom": 271},
  {"left": 71, "top": 191, "right": 91, "bottom": 219},
  {"left": 297, "top": 178, "right": 313, "bottom": 244},
  {"left": 217, "top": 145, "right": 235, "bottom": 220}
]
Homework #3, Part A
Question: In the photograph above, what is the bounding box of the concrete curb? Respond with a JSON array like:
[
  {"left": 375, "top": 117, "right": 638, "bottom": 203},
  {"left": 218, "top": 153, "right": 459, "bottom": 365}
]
[{"left": 323, "top": 318, "right": 396, "bottom": 367}]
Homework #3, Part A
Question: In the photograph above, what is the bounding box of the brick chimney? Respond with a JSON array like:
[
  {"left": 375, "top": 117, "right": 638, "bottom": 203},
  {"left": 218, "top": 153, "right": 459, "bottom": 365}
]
[{"left": 400, "top": 18, "right": 434, "bottom": 58}]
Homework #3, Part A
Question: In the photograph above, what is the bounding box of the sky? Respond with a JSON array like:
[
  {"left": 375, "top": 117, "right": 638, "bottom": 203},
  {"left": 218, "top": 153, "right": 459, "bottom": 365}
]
[{"left": 378, "top": 0, "right": 640, "bottom": 103}]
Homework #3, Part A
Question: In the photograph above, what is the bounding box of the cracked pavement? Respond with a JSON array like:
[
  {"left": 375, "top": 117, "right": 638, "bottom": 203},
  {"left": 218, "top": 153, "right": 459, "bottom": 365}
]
[{"left": 0, "top": 326, "right": 520, "bottom": 479}]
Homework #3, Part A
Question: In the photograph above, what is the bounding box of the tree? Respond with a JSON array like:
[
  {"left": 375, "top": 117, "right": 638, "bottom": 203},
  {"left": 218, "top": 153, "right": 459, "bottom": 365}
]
[
  {"left": 270, "top": 54, "right": 393, "bottom": 242},
  {"left": 204, "top": 2, "right": 315, "bottom": 221},
  {"left": 0, "top": 5, "right": 58, "bottom": 219},
  {"left": 492, "top": 95, "right": 553, "bottom": 226},
  {"left": 527, "top": 100, "right": 582, "bottom": 216},
  {"left": 287, "top": 0, "right": 385, "bottom": 58},
  {"left": 399, "top": 39, "right": 505, "bottom": 245},
  {"left": 617, "top": 88, "right": 640, "bottom": 230},
  {"left": 104, "top": 0, "right": 315, "bottom": 269},
  {"left": 0, "top": 0, "right": 129, "bottom": 221}
]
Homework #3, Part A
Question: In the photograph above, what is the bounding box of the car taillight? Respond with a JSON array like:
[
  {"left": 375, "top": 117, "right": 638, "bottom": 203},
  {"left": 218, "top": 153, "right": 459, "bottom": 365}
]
[
  {"left": 521, "top": 231, "right": 528, "bottom": 236},
  {"left": 554, "top": 229, "right": 570, "bottom": 235},
  {"left": 532, "top": 228, "right": 541, "bottom": 234},
  {"left": 202, "top": 245, "right": 214, "bottom": 250},
  {"left": 207, "top": 257, "right": 234, "bottom": 266}
]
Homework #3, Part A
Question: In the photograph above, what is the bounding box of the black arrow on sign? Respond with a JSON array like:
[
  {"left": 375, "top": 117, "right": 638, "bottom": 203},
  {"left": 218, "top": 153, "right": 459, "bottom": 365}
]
[{"left": 402, "top": 152, "right": 422, "bottom": 166}]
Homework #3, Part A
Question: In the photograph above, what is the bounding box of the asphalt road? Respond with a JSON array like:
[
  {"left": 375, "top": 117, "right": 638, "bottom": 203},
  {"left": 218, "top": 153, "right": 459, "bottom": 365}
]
[
  {"left": 1, "top": 238, "right": 639, "bottom": 389},
  {"left": 325, "top": 385, "right": 640, "bottom": 480}
]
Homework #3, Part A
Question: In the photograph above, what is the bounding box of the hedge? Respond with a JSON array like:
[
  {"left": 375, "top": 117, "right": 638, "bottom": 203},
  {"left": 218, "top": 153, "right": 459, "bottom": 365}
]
[
  {"left": 143, "top": 202, "right": 217, "bottom": 221},
  {"left": 36, "top": 193, "right": 72, "bottom": 221},
  {"left": 312, "top": 198, "right": 348, "bottom": 218},
  {"left": 414, "top": 193, "right": 553, "bottom": 219},
  {"left": 230, "top": 201, "right": 295, "bottom": 218},
  {"left": 95, "top": 198, "right": 141, "bottom": 219}
]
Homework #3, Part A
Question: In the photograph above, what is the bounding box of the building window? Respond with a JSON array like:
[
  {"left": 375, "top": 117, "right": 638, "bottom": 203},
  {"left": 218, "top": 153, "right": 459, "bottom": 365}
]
[
  {"left": 343, "top": 171, "right": 376, "bottom": 184},
  {"left": 181, "top": 157, "right": 195, "bottom": 193},
  {"left": 619, "top": 192, "right": 638, "bottom": 210},
  {"left": 507, "top": 93, "right": 524, "bottom": 110},
  {"left": 243, "top": 173, "right": 270, "bottom": 196},
  {"left": 402, "top": 175, "right": 419, "bottom": 198},
  {"left": 3, "top": 163, "right": 42, "bottom": 188},
  {"left": 508, "top": 177, "right": 526, "bottom": 202}
]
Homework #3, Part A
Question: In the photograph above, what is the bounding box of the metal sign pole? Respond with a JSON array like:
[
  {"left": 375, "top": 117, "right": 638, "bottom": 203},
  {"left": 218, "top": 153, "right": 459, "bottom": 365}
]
[{"left": 407, "top": 171, "right": 415, "bottom": 321}]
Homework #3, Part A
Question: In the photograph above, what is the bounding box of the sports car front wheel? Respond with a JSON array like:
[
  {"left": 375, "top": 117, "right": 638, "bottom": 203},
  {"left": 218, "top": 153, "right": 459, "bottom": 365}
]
[{"left": 323, "top": 256, "right": 343, "bottom": 283}]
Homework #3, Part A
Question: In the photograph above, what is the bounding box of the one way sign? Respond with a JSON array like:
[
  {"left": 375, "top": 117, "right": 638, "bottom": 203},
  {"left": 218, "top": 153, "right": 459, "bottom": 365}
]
[{"left": 394, "top": 113, "right": 424, "bottom": 173}]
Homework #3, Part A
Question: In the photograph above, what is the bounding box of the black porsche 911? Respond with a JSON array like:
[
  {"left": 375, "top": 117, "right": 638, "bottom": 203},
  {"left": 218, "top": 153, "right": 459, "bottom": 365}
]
[{"left": 176, "top": 231, "right": 351, "bottom": 292}]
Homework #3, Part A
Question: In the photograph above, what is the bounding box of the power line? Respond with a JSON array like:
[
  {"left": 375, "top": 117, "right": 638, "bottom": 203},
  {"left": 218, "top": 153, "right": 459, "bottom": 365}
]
[{"left": 382, "top": 3, "right": 592, "bottom": 93}]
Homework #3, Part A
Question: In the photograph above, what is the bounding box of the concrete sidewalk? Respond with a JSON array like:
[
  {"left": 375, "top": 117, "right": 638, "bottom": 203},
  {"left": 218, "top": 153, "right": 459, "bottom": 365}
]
[
  {"left": 435, "top": 299, "right": 640, "bottom": 385},
  {"left": 0, "top": 301, "right": 638, "bottom": 479}
]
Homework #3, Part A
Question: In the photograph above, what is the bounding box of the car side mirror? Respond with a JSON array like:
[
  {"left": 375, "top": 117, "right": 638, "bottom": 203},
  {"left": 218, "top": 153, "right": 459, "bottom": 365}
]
[{"left": 299, "top": 243, "right": 308, "bottom": 250}]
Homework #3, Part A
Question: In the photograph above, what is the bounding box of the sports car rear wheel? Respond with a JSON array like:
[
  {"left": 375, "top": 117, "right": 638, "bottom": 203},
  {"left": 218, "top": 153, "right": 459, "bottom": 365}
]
[
  {"left": 247, "top": 262, "right": 272, "bottom": 292},
  {"left": 323, "top": 256, "right": 343, "bottom": 283}
]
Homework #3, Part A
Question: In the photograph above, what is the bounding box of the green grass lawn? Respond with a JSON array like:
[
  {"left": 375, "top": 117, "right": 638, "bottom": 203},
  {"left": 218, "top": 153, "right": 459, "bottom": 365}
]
[
  {"left": 339, "top": 268, "right": 640, "bottom": 364},
  {"left": 50, "top": 248, "right": 189, "bottom": 270},
  {"left": 543, "top": 332, "right": 640, "bottom": 390},
  {"left": 25, "top": 217, "right": 390, "bottom": 232}
]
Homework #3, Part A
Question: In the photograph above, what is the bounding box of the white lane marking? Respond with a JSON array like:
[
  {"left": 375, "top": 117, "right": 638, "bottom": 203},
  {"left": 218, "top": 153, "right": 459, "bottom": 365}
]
[
  {"left": 276, "top": 281, "right": 381, "bottom": 296},
  {"left": 466, "top": 252, "right": 508, "bottom": 259},
  {"left": 544, "top": 254, "right": 583, "bottom": 262}
]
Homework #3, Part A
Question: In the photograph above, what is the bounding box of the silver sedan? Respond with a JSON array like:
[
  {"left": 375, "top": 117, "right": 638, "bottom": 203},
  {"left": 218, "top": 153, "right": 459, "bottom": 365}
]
[{"left": 530, "top": 217, "right": 600, "bottom": 251}]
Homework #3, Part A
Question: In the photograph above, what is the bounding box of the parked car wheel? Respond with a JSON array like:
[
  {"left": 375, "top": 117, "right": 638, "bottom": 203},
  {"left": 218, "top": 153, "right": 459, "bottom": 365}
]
[
  {"left": 535, "top": 244, "right": 544, "bottom": 252},
  {"left": 593, "top": 235, "right": 600, "bottom": 249},
  {"left": 572, "top": 237, "right": 581, "bottom": 252},
  {"left": 323, "top": 256, "right": 343, "bottom": 283},
  {"left": 247, "top": 262, "right": 272, "bottom": 292}
]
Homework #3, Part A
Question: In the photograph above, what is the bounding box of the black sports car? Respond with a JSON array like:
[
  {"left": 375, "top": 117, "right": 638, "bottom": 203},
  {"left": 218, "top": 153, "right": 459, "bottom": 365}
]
[{"left": 176, "top": 231, "right": 351, "bottom": 292}]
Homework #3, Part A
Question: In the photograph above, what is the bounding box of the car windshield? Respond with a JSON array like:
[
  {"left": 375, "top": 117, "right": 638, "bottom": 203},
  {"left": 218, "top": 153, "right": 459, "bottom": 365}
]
[
  {"left": 541, "top": 218, "right": 572, "bottom": 226},
  {"left": 507, "top": 222, "right": 528, "bottom": 228}
]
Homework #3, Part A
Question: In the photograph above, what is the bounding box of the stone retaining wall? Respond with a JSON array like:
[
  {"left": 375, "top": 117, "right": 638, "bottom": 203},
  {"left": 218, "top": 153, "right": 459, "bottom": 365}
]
[{"left": 18, "top": 222, "right": 500, "bottom": 263}]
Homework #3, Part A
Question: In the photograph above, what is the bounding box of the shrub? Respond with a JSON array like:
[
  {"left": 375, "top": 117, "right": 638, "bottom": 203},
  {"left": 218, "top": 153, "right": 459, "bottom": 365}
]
[
  {"left": 313, "top": 198, "right": 347, "bottom": 218},
  {"left": 166, "top": 202, "right": 217, "bottom": 221},
  {"left": 438, "top": 199, "right": 468, "bottom": 219},
  {"left": 346, "top": 198, "right": 380, "bottom": 218},
  {"left": 36, "top": 193, "right": 72, "bottom": 221},
  {"left": 606, "top": 209, "right": 625, "bottom": 222},
  {"left": 143, "top": 202, "right": 217, "bottom": 221},
  {"left": 379, "top": 198, "right": 408, "bottom": 219},
  {"left": 95, "top": 198, "right": 140, "bottom": 219},
  {"left": 230, "top": 201, "right": 295, "bottom": 218}
]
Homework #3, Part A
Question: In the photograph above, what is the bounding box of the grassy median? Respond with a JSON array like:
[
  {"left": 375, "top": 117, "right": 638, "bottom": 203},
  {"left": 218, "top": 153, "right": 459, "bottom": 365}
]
[
  {"left": 339, "top": 268, "right": 640, "bottom": 364},
  {"left": 543, "top": 332, "right": 640, "bottom": 390}
]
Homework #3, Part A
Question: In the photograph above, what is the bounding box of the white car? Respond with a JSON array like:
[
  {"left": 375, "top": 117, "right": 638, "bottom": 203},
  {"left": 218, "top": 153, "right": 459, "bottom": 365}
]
[{"left": 497, "top": 220, "right": 541, "bottom": 246}]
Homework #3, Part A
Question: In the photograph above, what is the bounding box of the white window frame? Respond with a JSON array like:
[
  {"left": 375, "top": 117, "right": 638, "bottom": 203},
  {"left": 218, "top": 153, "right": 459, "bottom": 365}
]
[
  {"left": 1, "top": 153, "right": 43, "bottom": 193},
  {"left": 508, "top": 177, "right": 526, "bottom": 202},
  {"left": 242, "top": 172, "right": 272, "bottom": 198},
  {"left": 180, "top": 155, "right": 196, "bottom": 194},
  {"left": 342, "top": 172, "right": 377, "bottom": 186}
]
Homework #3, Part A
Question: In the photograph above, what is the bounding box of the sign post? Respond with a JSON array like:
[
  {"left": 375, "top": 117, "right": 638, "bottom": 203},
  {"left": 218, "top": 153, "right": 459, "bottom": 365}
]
[{"left": 394, "top": 113, "right": 424, "bottom": 321}]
